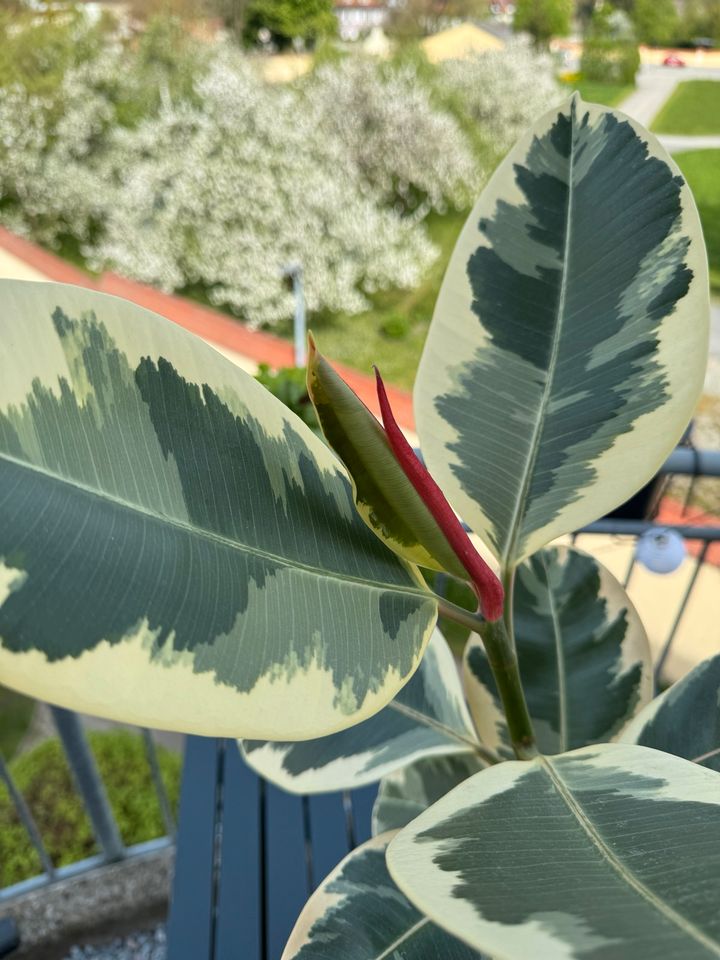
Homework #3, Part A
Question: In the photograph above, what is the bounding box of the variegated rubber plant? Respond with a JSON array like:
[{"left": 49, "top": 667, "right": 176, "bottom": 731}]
[{"left": 0, "top": 94, "right": 718, "bottom": 959}]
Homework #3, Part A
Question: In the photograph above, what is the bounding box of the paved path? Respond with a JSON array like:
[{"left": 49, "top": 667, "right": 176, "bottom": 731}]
[
  {"left": 619, "top": 64, "right": 720, "bottom": 130},
  {"left": 660, "top": 133, "right": 720, "bottom": 153}
]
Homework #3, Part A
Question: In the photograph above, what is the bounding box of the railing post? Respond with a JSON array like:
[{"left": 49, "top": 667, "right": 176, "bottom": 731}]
[
  {"left": 142, "top": 728, "right": 176, "bottom": 838},
  {"left": 50, "top": 707, "right": 125, "bottom": 863},
  {"left": 653, "top": 540, "right": 711, "bottom": 686},
  {"left": 0, "top": 755, "right": 55, "bottom": 878}
]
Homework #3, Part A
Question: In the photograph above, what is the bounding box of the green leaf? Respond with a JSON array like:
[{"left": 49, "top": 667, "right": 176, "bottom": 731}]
[
  {"left": 464, "top": 546, "right": 652, "bottom": 757},
  {"left": 242, "top": 628, "right": 481, "bottom": 793},
  {"left": 282, "top": 833, "right": 484, "bottom": 960},
  {"left": 621, "top": 653, "right": 720, "bottom": 772},
  {"left": 372, "top": 753, "right": 484, "bottom": 836},
  {"left": 387, "top": 743, "right": 720, "bottom": 960},
  {"left": 414, "top": 95, "right": 710, "bottom": 568},
  {"left": 0, "top": 281, "right": 436, "bottom": 740},
  {"left": 307, "top": 335, "right": 467, "bottom": 577}
]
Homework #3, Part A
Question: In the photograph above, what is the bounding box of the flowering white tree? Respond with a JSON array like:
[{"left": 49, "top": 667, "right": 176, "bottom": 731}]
[
  {"left": 0, "top": 46, "right": 134, "bottom": 248},
  {"left": 304, "top": 56, "right": 481, "bottom": 214},
  {"left": 90, "top": 53, "right": 438, "bottom": 326},
  {"left": 438, "top": 39, "right": 561, "bottom": 156},
  {"left": 0, "top": 26, "right": 559, "bottom": 328}
]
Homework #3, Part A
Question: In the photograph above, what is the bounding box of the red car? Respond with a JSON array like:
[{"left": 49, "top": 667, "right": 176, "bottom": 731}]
[{"left": 663, "top": 53, "right": 686, "bottom": 67}]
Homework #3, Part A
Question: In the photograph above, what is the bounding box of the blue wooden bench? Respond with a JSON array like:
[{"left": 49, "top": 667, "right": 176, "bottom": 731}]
[{"left": 166, "top": 736, "right": 377, "bottom": 960}]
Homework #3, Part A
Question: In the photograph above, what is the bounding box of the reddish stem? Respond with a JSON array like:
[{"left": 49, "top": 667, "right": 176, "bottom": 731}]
[{"left": 374, "top": 367, "right": 504, "bottom": 622}]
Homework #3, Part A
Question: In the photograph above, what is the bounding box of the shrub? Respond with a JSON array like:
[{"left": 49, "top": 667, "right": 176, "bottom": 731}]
[
  {"left": 0, "top": 732, "right": 181, "bottom": 889},
  {"left": 380, "top": 312, "right": 410, "bottom": 339},
  {"left": 242, "top": 0, "right": 337, "bottom": 49},
  {"left": 582, "top": 37, "right": 640, "bottom": 84},
  {"left": 255, "top": 363, "right": 320, "bottom": 434},
  {"left": 0, "top": 16, "right": 210, "bottom": 250},
  {"left": 581, "top": 5, "right": 639, "bottom": 85}
]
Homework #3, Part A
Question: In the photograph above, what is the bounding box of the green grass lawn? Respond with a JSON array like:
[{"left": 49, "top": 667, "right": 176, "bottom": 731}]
[
  {"left": 562, "top": 80, "right": 633, "bottom": 108},
  {"left": 673, "top": 149, "right": 720, "bottom": 293},
  {"left": 306, "top": 209, "right": 467, "bottom": 391},
  {"left": 652, "top": 81, "right": 720, "bottom": 135},
  {"left": 0, "top": 688, "right": 34, "bottom": 759}
]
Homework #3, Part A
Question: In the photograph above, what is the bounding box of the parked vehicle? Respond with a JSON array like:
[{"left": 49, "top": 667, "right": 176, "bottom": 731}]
[{"left": 663, "top": 53, "right": 686, "bottom": 67}]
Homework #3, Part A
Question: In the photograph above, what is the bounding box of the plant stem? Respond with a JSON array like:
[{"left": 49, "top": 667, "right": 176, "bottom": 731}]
[
  {"left": 479, "top": 618, "right": 538, "bottom": 761},
  {"left": 501, "top": 564, "right": 516, "bottom": 652},
  {"left": 436, "top": 596, "right": 484, "bottom": 635}
]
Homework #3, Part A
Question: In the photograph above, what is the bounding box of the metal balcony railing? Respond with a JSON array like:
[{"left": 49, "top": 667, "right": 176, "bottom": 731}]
[{"left": 0, "top": 709, "right": 175, "bottom": 904}]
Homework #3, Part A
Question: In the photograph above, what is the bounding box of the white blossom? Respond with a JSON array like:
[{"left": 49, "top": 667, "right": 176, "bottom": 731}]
[
  {"left": 0, "top": 32, "right": 559, "bottom": 328},
  {"left": 303, "top": 56, "right": 481, "bottom": 212},
  {"left": 90, "top": 52, "right": 437, "bottom": 326},
  {"left": 438, "top": 38, "right": 561, "bottom": 156}
]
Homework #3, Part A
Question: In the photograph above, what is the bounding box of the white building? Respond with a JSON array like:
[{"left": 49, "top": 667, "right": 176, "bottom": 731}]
[{"left": 334, "top": 1, "right": 389, "bottom": 41}]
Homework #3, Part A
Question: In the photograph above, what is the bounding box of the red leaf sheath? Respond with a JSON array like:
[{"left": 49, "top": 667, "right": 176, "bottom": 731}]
[{"left": 375, "top": 368, "right": 504, "bottom": 622}]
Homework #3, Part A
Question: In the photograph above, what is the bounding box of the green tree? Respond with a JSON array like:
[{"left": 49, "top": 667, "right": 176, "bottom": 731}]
[
  {"left": 0, "top": 8, "right": 107, "bottom": 97},
  {"left": 242, "top": 0, "right": 336, "bottom": 48},
  {"left": 208, "top": 0, "right": 251, "bottom": 38},
  {"left": 631, "top": 0, "right": 679, "bottom": 45},
  {"left": 679, "top": 0, "right": 720, "bottom": 43},
  {"left": 513, "top": 0, "right": 573, "bottom": 47},
  {"left": 386, "top": 0, "right": 486, "bottom": 39},
  {"left": 582, "top": 3, "right": 639, "bottom": 84}
]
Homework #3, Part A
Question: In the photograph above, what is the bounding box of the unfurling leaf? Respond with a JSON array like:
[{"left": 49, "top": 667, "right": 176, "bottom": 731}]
[
  {"left": 306, "top": 335, "right": 503, "bottom": 620},
  {"left": 306, "top": 333, "right": 467, "bottom": 577},
  {"left": 375, "top": 368, "right": 503, "bottom": 621}
]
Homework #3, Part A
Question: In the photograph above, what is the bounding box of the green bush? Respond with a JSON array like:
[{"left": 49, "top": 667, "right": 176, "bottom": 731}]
[
  {"left": 0, "top": 9, "right": 107, "bottom": 98},
  {"left": 255, "top": 363, "right": 321, "bottom": 435},
  {"left": 581, "top": 37, "right": 640, "bottom": 85},
  {"left": 380, "top": 313, "right": 410, "bottom": 340},
  {"left": 0, "top": 731, "right": 181, "bottom": 888}
]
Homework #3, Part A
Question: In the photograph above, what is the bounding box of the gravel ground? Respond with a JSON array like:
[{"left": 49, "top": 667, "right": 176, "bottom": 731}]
[{"left": 62, "top": 926, "right": 167, "bottom": 960}]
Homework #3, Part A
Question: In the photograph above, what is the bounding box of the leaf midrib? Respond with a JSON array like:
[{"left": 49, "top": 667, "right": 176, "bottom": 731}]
[
  {"left": 0, "top": 450, "right": 433, "bottom": 602},
  {"left": 388, "top": 700, "right": 486, "bottom": 755},
  {"left": 541, "top": 552, "right": 569, "bottom": 752},
  {"left": 375, "top": 916, "right": 430, "bottom": 960},
  {"left": 502, "top": 101, "right": 578, "bottom": 569},
  {"left": 541, "top": 755, "right": 720, "bottom": 956}
]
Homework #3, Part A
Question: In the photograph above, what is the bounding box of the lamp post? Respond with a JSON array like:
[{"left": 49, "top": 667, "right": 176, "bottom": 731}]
[{"left": 282, "top": 262, "right": 307, "bottom": 367}]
